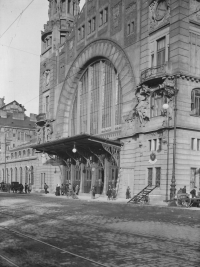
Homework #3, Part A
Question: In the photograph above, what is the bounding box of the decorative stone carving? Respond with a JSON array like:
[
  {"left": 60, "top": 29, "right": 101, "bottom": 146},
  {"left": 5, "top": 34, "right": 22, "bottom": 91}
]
[
  {"left": 190, "top": 0, "right": 200, "bottom": 22},
  {"left": 125, "top": 85, "right": 151, "bottom": 125},
  {"left": 124, "top": 1, "right": 137, "bottom": 47},
  {"left": 36, "top": 125, "right": 44, "bottom": 144},
  {"left": 149, "top": 0, "right": 170, "bottom": 32},
  {"left": 44, "top": 120, "right": 54, "bottom": 142},
  {"left": 43, "top": 69, "right": 50, "bottom": 88},
  {"left": 111, "top": 1, "right": 122, "bottom": 36}
]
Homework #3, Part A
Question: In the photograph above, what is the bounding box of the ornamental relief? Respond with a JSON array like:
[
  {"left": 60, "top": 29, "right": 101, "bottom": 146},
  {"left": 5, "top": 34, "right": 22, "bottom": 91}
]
[
  {"left": 124, "top": 78, "right": 175, "bottom": 126},
  {"left": 149, "top": 0, "right": 170, "bottom": 32},
  {"left": 190, "top": 0, "right": 200, "bottom": 22},
  {"left": 111, "top": 1, "right": 122, "bottom": 36}
]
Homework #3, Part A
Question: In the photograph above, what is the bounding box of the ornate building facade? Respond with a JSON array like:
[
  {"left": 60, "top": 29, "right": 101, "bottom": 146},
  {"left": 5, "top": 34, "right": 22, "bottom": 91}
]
[{"left": 32, "top": 0, "right": 200, "bottom": 201}]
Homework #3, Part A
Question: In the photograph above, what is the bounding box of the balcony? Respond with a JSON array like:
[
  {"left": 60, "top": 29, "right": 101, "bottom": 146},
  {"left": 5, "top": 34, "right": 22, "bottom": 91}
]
[{"left": 141, "top": 62, "right": 172, "bottom": 83}]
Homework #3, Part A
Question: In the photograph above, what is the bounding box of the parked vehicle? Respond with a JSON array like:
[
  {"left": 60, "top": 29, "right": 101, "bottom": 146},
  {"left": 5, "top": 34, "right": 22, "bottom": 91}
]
[{"left": 11, "top": 182, "right": 20, "bottom": 193}]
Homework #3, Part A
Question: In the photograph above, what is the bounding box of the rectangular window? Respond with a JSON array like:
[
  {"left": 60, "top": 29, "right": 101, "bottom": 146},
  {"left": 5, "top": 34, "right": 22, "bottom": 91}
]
[
  {"left": 197, "top": 139, "right": 200, "bottom": 151},
  {"left": 88, "top": 20, "right": 91, "bottom": 34},
  {"left": 191, "top": 138, "right": 195, "bottom": 150},
  {"left": 148, "top": 140, "right": 151, "bottom": 151},
  {"left": 157, "top": 37, "right": 166, "bottom": 66},
  {"left": 46, "top": 96, "right": 49, "bottom": 113},
  {"left": 99, "top": 11, "right": 103, "bottom": 26},
  {"left": 104, "top": 7, "right": 108, "bottom": 23},
  {"left": 190, "top": 168, "right": 196, "bottom": 189},
  {"left": 92, "top": 17, "right": 96, "bottom": 32},
  {"left": 148, "top": 168, "right": 153, "bottom": 186},
  {"left": 127, "top": 23, "right": 131, "bottom": 35},
  {"left": 82, "top": 25, "right": 85, "bottom": 39},
  {"left": 78, "top": 28, "right": 81, "bottom": 41},
  {"left": 158, "top": 138, "right": 162, "bottom": 151},
  {"left": 155, "top": 167, "right": 161, "bottom": 187},
  {"left": 151, "top": 54, "right": 154, "bottom": 67},
  {"left": 153, "top": 139, "right": 157, "bottom": 151}
]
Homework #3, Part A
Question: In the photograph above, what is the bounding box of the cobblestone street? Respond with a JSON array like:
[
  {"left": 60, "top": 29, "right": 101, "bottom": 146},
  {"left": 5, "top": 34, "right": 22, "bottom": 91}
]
[{"left": 0, "top": 193, "right": 200, "bottom": 267}]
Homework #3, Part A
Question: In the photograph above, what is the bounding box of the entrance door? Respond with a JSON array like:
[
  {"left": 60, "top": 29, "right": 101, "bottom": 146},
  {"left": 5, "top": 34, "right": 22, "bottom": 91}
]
[
  {"left": 95, "top": 167, "right": 104, "bottom": 194},
  {"left": 83, "top": 167, "right": 92, "bottom": 193},
  {"left": 74, "top": 167, "right": 81, "bottom": 190}
]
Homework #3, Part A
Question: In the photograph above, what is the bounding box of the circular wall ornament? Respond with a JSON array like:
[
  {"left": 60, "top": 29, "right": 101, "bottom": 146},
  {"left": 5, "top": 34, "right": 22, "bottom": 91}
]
[
  {"left": 155, "top": 0, "right": 167, "bottom": 21},
  {"left": 149, "top": 152, "right": 157, "bottom": 164}
]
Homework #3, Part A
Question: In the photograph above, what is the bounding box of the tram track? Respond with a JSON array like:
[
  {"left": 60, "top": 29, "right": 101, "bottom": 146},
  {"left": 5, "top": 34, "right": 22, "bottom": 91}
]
[
  {"left": 0, "top": 253, "right": 20, "bottom": 267},
  {"left": 0, "top": 225, "right": 110, "bottom": 267},
  {"left": 0, "top": 210, "right": 199, "bottom": 250}
]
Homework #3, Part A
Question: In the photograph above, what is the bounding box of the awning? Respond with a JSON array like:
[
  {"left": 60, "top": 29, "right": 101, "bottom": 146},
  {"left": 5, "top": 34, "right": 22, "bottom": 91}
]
[{"left": 31, "top": 134, "right": 122, "bottom": 162}]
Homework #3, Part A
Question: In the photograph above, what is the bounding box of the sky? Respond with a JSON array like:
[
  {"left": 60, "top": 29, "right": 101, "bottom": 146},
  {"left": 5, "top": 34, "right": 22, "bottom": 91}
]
[{"left": 0, "top": 0, "right": 85, "bottom": 116}]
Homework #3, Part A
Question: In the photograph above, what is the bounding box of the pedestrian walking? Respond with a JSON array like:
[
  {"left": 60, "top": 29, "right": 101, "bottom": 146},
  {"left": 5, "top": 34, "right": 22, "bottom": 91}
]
[
  {"left": 69, "top": 183, "right": 73, "bottom": 197},
  {"left": 25, "top": 183, "right": 28, "bottom": 194},
  {"left": 107, "top": 185, "right": 112, "bottom": 200},
  {"left": 44, "top": 183, "right": 49, "bottom": 194},
  {"left": 56, "top": 184, "right": 61, "bottom": 196},
  {"left": 61, "top": 184, "right": 64, "bottom": 195},
  {"left": 190, "top": 186, "right": 197, "bottom": 198},
  {"left": 65, "top": 183, "right": 69, "bottom": 197},
  {"left": 28, "top": 184, "right": 32, "bottom": 193},
  {"left": 112, "top": 187, "right": 116, "bottom": 200},
  {"left": 20, "top": 184, "right": 24, "bottom": 194},
  {"left": 75, "top": 184, "right": 79, "bottom": 195},
  {"left": 7, "top": 183, "right": 11, "bottom": 193},
  {"left": 91, "top": 186, "right": 96, "bottom": 199},
  {"left": 126, "top": 186, "right": 131, "bottom": 199}
]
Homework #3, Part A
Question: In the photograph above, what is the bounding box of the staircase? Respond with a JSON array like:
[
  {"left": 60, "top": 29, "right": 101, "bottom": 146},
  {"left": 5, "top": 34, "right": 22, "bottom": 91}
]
[{"left": 127, "top": 184, "right": 157, "bottom": 204}]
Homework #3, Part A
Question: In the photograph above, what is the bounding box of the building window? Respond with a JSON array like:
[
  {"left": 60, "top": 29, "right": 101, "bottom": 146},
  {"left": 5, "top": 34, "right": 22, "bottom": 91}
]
[
  {"left": 148, "top": 138, "right": 162, "bottom": 151},
  {"left": 191, "top": 89, "right": 200, "bottom": 116},
  {"left": 155, "top": 167, "right": 161, "bottom": 187},
  {"left": 197, "top": 139, "right": 200, "bottom": 151},
  {"left": 92, "top": 17, "right": 96, "bottom": 32},
  {"left": 99, "top": 7, "right": 108, "bottom": 27},
  {"left": 71, "top": 59, "right": 122, "bottom": 135},
  {"left": 78, "top": 25, "right": 85, "bottom": 41},
  {"left": 46, "top": 95, "right": 49, "bottom": 113},
  {"left": 15, "top": 152, "right": 17, "bottom": 158},
  {"left": 157, "top": 37, "right": 166, "bottom": 66},
  {"left": 148, "top": 168, "right": 153, "bottom": 186},
  {"left": 191, "top": 138, "right": 195, "bottom": 150},
  {"left": 19, "top": 151, "right": 21, "bottom": 158},
  {"left": 60, "top": 34, "right": 66, "bottom": 44},
  {"left": 151, "top": 90, "right": 166, "bottom": 117},
  {"left": 127, "top": 20, "right": 134, "bottom": 35},
  {"left": 11, "top": 153, "right": 13, "bottom": 159},
  {"left": 27, "top": 149, "right": 30, "bottom": 157},
  {"left": 23, "top": 150, "right": 26, "bottom": 157},
  {"left": 190, "top": 168, "right": 196, "bottom": 189},
  {"left": 88, "top": 20, "right": 91, "bottom": 34}
]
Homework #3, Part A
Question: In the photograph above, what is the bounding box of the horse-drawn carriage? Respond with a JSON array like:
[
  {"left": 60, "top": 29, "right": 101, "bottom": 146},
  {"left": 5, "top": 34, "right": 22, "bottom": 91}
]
[
  {"left": 176, "top": 193, "right": 190, "bottom": 207},
  {"left": 0, "top": 182, "right": 8, "bottom": 192}
]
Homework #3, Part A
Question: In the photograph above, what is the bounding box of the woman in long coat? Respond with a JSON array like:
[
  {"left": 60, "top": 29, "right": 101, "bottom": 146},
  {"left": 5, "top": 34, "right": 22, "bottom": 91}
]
[{"left": 107, "top": 185, "right": 112, "bottom": 200}]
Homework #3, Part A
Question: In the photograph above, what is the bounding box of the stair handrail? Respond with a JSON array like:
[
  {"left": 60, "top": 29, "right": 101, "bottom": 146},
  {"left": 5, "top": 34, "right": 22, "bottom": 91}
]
[{"left": 127, "top": 184, "right": 151, "bottom": 203}]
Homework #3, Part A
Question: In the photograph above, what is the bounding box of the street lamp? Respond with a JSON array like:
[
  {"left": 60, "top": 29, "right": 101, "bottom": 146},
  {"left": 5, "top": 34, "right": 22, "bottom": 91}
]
[{"left": 162, "top": 102, "right": 170, "bottom": 202}]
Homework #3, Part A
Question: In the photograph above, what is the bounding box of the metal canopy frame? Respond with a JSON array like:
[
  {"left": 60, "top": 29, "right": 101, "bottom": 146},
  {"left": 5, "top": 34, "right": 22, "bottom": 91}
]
[{"left": 31, "top": 134, "right": 122, "bottom": 167}]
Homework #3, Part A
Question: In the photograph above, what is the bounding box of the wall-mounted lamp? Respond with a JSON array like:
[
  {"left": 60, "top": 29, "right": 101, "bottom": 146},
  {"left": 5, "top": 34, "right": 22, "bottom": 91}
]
[{"left": 72, "top": 143, "right": 77, "bottom": 153}]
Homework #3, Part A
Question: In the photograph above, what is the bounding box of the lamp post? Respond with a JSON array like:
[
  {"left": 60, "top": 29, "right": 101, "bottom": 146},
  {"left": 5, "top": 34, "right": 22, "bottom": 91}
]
[
  {"left": 170, "top": 77, "right": 178, "bottom": 202},
  {"left": 162, "top": 103, "right": 170, "bottom": 202}
]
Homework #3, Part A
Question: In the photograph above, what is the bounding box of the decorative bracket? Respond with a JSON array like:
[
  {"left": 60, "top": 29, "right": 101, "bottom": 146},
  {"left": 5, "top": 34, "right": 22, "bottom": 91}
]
[
  {"left": 89, "top": 148, "right": 105, "bottom": 168},
  {"left": 102, "top": 144, "right": 120, "bottom": 167}
]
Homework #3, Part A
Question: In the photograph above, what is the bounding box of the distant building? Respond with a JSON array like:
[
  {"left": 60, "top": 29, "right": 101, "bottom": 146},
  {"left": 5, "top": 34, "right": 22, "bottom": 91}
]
[
  {"left": 0, "top": 98, "right": 38, "bottom": 185},
  {"left": 29, "top": 0, "right": 200, "bottom": 201}
]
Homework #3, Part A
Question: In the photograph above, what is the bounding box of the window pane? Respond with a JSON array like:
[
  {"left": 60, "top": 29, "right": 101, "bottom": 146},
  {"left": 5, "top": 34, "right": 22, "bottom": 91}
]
[
  {"left": 148, "top": 168, "right": 153, "bottom": 186},
  {"left": 156, "top": 167, "right": 161, "bottom": 187}
]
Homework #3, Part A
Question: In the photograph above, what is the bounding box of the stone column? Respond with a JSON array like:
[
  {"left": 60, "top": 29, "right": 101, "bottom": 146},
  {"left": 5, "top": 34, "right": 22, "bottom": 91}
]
[
  {"left": 79, "top": 163, "right": 84, "bottom": 193},
  {"left": 103, "top": 158, "right": 109, "bottom": 195},
  {"left": 77, "top": 82, "right": 81, "bottom": 134}
]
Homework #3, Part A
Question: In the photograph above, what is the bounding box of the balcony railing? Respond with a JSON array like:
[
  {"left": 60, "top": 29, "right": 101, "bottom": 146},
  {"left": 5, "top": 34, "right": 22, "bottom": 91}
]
[{"left": 141, "top": 62, "right": 172, "bottom": 83}]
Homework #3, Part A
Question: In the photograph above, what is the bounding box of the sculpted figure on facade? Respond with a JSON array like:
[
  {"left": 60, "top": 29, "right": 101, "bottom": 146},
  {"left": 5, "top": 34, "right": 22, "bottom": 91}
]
[
  {"left": 44, "top": 120, "right": 53, "bottom": 142},
  {"left": 36, "top": 125, "right": 44, "bottom": 144},
  {"left": 126, "top": 84, "right": 150, "bottom": 125},
  {"left": 149, "top": 0, "right": 170, "bottom": 32}
]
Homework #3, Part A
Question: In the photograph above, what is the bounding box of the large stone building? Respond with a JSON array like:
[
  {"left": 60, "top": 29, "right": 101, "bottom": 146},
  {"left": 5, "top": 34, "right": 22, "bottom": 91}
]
[
  {"left": 31, "top": 0, "right": 200, "bottom": 201},
  {"left": 0, "top": 98, "right": 37, "bottom": 185}
]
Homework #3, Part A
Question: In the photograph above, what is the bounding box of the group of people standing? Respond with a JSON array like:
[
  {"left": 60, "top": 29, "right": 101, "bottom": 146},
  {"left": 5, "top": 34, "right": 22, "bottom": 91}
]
[
  {"left": 3, "top": 182, "right": 32, "bottom": 194},
  {"left": 54, "top": 183, "right": 80, "bottom": 198}
]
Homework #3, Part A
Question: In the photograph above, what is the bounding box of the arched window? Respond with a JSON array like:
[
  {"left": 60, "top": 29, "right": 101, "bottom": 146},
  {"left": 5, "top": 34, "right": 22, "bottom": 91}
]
[
  {"left": 71, "top": 59, "right": 122, "bottom": 135},
  {"left": 15, "top": 152, "right": 17, "bottom": 158},
  {"left": 19, "top": 167, "right": 23, "bottom": 184},
  {"left": 15, "top": 167, "right": 18, "bottom": 182},
  {"left": 25, "top": 167, "right": 28, "bottom": 183},
  {"left": 27, "top": 149, "right": 30, "bottom": 157},
  {"left": 23, "top": 150, "right": 26, "bottom": 157},
  {"left": 191, "top": 89, "right": 200, "bottom": 116},
  {"left": 11, "top": 153, "right": 13, "bottom": 159},
  {"left": 32, "top": 149, "right": 35, "bottom": 156},
  {"left": 151, "top": 90, "right": 166, "bottom": 117},
  {"left": 10, "top": 168, "right": 13, "bottom": 182},
  {"left": 19, "top": 151, "right": 21, "bottom": 158},
  {"left": 30, "top": 166, "right": 34, "bottom": 185}
]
